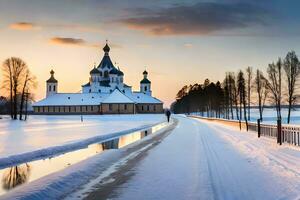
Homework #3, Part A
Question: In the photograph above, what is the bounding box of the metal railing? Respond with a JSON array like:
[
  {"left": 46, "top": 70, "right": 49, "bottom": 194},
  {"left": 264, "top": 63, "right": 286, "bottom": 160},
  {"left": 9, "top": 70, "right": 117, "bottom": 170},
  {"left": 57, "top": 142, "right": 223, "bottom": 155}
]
[{"left": 190, "top": 115, "right": 300, "bottom": 147}]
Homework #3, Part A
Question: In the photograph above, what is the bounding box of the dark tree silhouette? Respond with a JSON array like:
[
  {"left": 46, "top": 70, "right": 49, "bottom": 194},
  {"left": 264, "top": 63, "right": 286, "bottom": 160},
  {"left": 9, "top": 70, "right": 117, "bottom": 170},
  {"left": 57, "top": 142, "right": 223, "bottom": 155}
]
[
  {"left": 266, "top": 59, "right": 283, "bottom": 120},
  {"left": 1, "top": 57, "right": 37, "bottom": 120},
  {"left": 246, "top": 67, "right": 253, "bottom": 121},
  {"left": 283, "top": 51, "right": 300, "bottom": 124},
  {"left": 237, "top": 70, "right": 248, "bottom": 130},
  {"left": 255, "top": 69, "right": 269, "bottom": 121}
]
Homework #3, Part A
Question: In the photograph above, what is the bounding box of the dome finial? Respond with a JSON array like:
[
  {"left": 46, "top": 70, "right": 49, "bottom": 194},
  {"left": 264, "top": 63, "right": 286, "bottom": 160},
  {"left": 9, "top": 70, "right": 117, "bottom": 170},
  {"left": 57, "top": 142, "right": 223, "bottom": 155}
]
[
  {"left": 50, "top": 69, "right": 54, "bottom": 75},
  {"left": 103, "top": 40, "right": 110, "bottom": 53}
]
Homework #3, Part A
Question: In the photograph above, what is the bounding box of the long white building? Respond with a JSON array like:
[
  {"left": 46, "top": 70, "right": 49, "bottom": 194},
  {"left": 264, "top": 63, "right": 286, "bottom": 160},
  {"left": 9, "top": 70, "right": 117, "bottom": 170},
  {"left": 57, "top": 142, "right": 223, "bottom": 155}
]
[{"left": 33, "top": 43, "right": 163, "bottom": 114}]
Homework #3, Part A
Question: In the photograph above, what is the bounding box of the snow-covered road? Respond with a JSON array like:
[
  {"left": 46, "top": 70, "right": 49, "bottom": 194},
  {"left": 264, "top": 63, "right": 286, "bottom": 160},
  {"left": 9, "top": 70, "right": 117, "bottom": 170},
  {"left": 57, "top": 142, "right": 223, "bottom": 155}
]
[{"left": 104, "top": 115, "right": 300, "bottom": 200}]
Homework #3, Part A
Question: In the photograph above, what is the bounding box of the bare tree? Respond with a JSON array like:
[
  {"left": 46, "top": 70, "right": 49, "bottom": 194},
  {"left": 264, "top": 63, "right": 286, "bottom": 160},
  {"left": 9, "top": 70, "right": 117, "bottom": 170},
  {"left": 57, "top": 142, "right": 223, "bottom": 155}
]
[
  {"left": 1, "top": 57, "right": 36, "bottom": 120},
  {"left": 283, "top": 51, "right": 300, "bottom": 124},
  {"left": 237, "top": 70, "right": 248, "bottom": 130},
  {"left": 19, "top": 69, "right": 36, "bottom": 120},
  {"left": 246, "top": 67, "right": 253, "bottom": 121},
  {"left": 255, "top": 69, "right": 269, "bottom": 121},
  {"left": 2, "top": 59, "right": 14, "bottom": 118},
  {"left": 229, "top": 73, "right": 239, "bottom": 120},
  {"left": 266, "top": 58, "right": 282, "bottom": 120}
]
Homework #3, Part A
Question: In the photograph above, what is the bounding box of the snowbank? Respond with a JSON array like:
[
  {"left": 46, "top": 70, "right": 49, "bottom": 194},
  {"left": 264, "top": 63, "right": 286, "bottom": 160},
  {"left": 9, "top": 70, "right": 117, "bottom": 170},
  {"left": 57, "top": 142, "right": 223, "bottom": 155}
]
[
  {"left": 0, "top": 114, "right": 165, "bottom": 159},
  {"left": 0, "top": 120, "right": 175, "bottom": 200}
]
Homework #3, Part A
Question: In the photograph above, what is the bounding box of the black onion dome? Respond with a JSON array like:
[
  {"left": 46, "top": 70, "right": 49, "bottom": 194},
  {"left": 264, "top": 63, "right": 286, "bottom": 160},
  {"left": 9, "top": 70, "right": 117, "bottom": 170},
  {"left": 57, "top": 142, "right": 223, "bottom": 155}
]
[
  {"left": 140, "top": 78, "right": 151, "bottom": 84},
  {"left": 47, "top": 70, "right": 58, "bottom": 83},
  {"left": 97, "top": 43, "right": 115, "bottom": 69},
  {"left": 103, "top": 43, "right": 110, "bottom": 53},
  {"left": 90, "top": 67, "right": 100, "bottom": 74}
]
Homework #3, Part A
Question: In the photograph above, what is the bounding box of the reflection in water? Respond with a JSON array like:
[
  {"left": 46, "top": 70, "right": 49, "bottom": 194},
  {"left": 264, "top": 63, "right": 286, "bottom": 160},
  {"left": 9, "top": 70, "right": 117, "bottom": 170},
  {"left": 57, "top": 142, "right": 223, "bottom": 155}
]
[
  {"left": 0, "top": 122, "right": 167, "bottom": 196},
  {"left": 2, "top": 164, "right": 31, "bottom": 190},
  {"left": 102, "top": 138, "right": 119, "bottom": 150}
]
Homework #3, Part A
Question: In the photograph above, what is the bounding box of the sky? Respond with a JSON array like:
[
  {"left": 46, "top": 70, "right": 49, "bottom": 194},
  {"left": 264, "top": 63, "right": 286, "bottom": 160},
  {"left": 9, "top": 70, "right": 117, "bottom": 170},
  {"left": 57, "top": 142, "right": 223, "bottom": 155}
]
[{"left": 1, "top": 0, "right": 300, "bottom": 107}]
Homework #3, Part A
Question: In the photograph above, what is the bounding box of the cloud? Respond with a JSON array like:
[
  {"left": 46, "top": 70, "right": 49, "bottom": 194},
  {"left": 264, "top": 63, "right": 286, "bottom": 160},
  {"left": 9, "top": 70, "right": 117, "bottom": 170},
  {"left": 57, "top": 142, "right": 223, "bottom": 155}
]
[
  {"left": 9, "top": 22, "right": 37, "bottom": 31},
  {"left": 118, "top": 2, "right": 273, "bottom": 36},
  {"left": 184, "top": 43, "right": 193, "bottom": 48},
  {"left": 49, "top": 37, "right": 87, "bottom": 46},
  {"left": 9, "top": 21, "right": 102, "bottom": 33},
  {"left": 49, "top": 37, "right": 122, "bottom": 49}
]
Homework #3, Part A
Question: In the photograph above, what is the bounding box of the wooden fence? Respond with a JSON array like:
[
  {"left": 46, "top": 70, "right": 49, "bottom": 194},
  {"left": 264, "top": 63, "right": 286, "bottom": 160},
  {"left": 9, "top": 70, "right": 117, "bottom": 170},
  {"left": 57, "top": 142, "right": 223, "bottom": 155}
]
[{"left": 190, "top": 115, "right": 300, "bottom": 147}]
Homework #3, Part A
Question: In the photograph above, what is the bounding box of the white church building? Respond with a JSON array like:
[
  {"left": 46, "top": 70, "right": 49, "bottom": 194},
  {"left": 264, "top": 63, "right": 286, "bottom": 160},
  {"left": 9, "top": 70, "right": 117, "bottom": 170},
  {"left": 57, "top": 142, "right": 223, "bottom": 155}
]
[{"left": 32, "top": 43, "right": 163, "bottom": 114}]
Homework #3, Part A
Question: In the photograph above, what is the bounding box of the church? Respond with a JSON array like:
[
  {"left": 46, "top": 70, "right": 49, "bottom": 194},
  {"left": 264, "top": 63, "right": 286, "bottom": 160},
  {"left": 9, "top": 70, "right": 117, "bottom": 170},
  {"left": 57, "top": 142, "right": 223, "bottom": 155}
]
[{"left": 32, "top": 43, "right": 163, "bottom": 114}]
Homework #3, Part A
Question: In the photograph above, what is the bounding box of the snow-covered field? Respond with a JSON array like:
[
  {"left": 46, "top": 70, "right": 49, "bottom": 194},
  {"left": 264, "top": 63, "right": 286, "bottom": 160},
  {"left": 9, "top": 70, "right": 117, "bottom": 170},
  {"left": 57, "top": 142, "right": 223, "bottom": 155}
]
[
  {"left": 106, "top": 116, "right": 300, "bottom": 200},
  {"left": 0, "top": 114, "right": 165, "bottom": 160},
  {"left": 249, "top": 108, "right": 300, "bottom": 124},
  {"left": 0, "top": 115, "right": 299, "bottom": 199},
  {"left": 196, "top": 108, "right": 300, "bottom": 124}
]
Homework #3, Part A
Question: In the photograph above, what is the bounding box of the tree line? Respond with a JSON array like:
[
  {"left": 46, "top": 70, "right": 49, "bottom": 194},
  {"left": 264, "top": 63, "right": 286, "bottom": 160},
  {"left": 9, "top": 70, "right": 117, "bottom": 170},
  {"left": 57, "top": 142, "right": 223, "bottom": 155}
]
[
  {"left": 0, "top": 57, "right": 37, "bottom": 120},
  {"left": 171, "top": 51, "right": 300, "bottom": 124}
]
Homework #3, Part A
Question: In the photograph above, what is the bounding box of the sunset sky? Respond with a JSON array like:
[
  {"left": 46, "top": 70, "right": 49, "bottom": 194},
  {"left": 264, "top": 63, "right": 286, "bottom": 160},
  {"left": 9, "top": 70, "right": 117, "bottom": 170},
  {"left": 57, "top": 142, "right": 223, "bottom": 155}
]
[{"left": 1, "top": 0, "right": 300, "bottom": 106}]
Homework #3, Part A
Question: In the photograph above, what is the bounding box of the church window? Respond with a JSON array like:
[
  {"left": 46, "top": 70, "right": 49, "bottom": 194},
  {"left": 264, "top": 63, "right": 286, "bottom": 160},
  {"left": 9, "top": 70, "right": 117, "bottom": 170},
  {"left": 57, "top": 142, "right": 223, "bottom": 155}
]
[
  {"left": 109, "top": 104, "right": 113, "bottom": 111},
  {"left": 112, "top": 77, "right": 114, "bottom": 82},
  {"left": 49, "top": 85, "right": 52, "bottom": 92},
  {"left": 147, "top": 105, "right": 150, "bottom": 111},
  {"left": 104, "top": 71, "right": 108, "bottom": 78},
  {"left": 53, "top": 85, "right": 56, "bottom": 91},
  {"left": 154, "top": 105, "right": 156, "bottom": 111},
  {"left": 100, "top": 71, "right": 103, "bottom": 76},
  {"left": 89, "top": 89, "right": 91, "bottom": 93},
  {"left": 142, "top": 105, "right": 144, "bottom": 111},
  {"left": 124, "top": 104, "right": 127, "bottom": 110},
  {"left": 144, "top": 86, "right": 147, "bottom": 91}
]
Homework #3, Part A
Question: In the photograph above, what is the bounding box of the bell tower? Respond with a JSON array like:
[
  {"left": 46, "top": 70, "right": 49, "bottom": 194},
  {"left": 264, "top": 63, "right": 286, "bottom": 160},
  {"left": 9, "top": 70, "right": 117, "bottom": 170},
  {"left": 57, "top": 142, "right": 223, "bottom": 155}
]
[
  {"left": 140, "top": 70, "right": 151, "bottom": 96},
  {"left": 46, "top": 70, "right": 58, "bottom": 97}
]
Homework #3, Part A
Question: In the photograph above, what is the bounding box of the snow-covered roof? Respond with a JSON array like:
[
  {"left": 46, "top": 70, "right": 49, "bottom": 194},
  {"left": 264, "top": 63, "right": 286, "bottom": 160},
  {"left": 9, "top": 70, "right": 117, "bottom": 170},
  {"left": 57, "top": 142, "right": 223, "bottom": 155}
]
[
  {"left": 102, "top": 89, "right": 134, "bottom": 104},
  {"left": 33, "top": 93, "right": 109, "bottom": 106},
  {"left": 127, "top": 92, "right": 163, "bottom": 104},
  {"left": 33, "top": 89, "right": 162, "bottom": 106}
]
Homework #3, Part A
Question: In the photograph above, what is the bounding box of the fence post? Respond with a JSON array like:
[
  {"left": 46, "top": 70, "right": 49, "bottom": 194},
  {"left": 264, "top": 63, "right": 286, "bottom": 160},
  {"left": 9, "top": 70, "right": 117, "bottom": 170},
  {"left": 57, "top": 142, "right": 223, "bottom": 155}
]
[
  {"left": 257, "top": 119, "right": 261, "bottom": 138},
  {"left": 277, "top": 119, "right": 282, "bottom": 145}
]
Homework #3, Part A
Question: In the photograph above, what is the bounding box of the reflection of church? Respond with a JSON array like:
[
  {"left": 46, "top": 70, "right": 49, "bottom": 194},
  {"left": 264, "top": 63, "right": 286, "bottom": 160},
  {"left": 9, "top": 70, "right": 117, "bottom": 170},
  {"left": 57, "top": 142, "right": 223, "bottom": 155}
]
[{"left": 33, "top": 42, "right": 163, "bottom": 114}]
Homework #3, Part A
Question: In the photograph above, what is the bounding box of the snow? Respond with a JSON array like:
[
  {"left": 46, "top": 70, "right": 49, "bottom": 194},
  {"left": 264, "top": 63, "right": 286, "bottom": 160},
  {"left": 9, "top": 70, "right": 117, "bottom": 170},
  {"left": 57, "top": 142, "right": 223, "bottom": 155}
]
[
  {"left": 102, "top": 89, "right": 134, "bottom": 103},
  {"left": 193, "top": 108, "right": 300, "bottom": 124},
  {"left": 127, "top": 92, "right": 162, "bottom": 104},
  {"left": 0, "top": 114, "right": 165, "bottom": 163},
  {"left": 32, "top": 93, "right": 109, "bottom": 106},
  {"left": 33, "top": 89, "right": 162, "bottom": 107},
  {"left": 1, "top": 115, "right": 299, "bottom": 199},
  {"left": 0, "top": 121, "right": 174, "bottom": 200},
  {"left": 109, "top": 116, "right": 299, "bottom": 200}
]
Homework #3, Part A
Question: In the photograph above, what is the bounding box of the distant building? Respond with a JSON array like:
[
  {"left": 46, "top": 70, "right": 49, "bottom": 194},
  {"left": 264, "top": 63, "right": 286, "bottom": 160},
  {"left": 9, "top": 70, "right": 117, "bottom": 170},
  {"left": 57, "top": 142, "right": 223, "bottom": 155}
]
[{"left": 33, "top": 42, "right": 163, "bottom": 114}]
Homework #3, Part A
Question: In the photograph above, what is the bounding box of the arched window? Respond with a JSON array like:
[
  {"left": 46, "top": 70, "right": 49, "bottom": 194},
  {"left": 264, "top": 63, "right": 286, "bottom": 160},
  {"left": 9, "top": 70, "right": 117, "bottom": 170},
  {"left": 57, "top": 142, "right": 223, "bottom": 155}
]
[
  {"left": 53, "top": 85, "right": 56, "bottom": 91},
  {"left": 49, "top": 85, "right": 52, "bottom": 92},
  {"left": 144, "top": 86, "right": 147, "bottom": 91},
  {"left": 104, "top": 71, "right": 108, "bottom": 78},
  {"left": 100, "top": 71, "right": 103, "bottom": 76}
]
